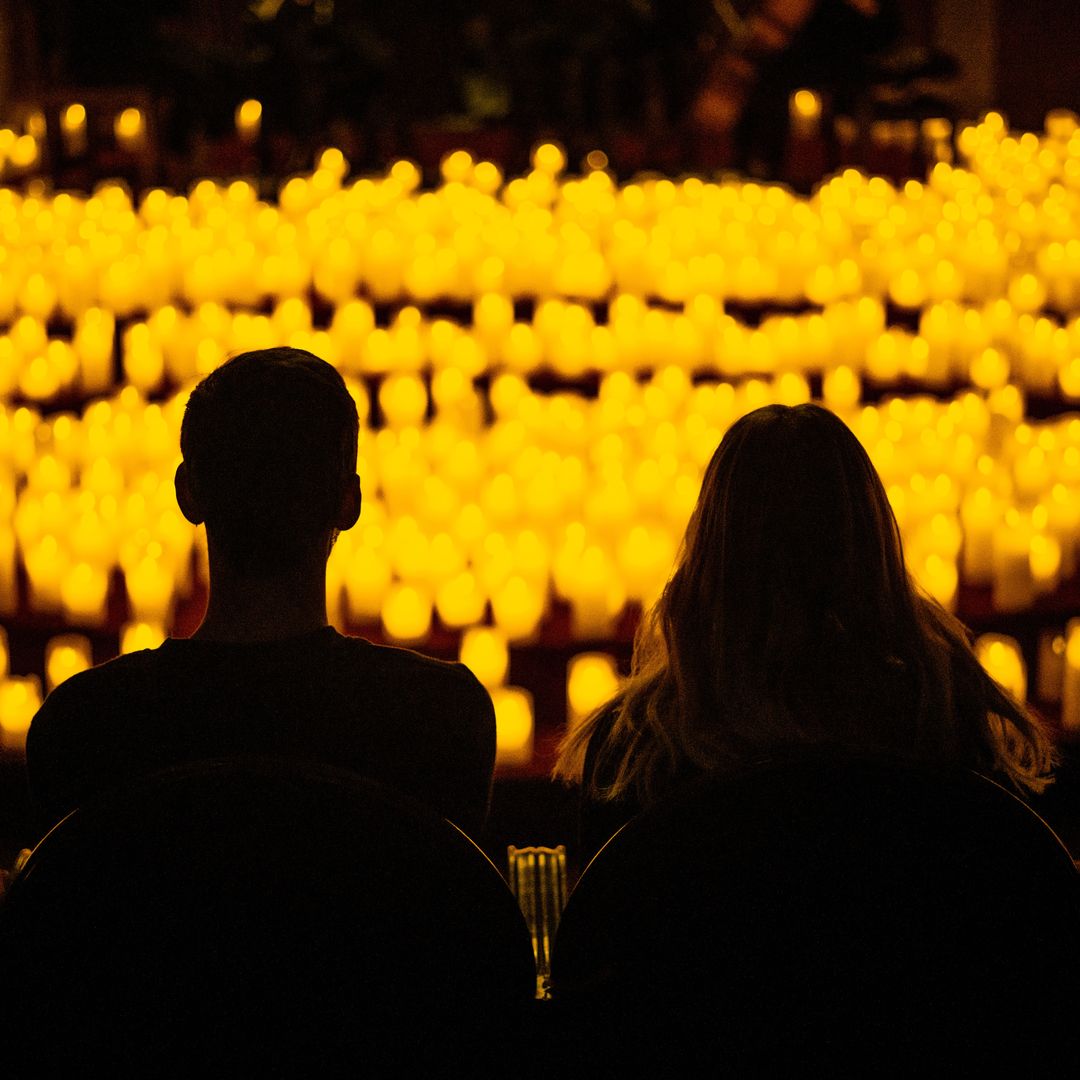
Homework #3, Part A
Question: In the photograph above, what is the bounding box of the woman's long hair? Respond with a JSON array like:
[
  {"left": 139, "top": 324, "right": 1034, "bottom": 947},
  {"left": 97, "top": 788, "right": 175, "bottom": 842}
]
[{"left": 555, "top": 403, "right": 1053, "bottom": 804}]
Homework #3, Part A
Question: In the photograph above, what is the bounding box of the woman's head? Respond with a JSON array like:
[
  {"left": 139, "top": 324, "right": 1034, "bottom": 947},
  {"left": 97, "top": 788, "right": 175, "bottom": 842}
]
[
  {"left": 668, "top": 403, "right": 910, "bottom": 710},
  {"left": 556, "top": 403, "right": 1051, "bottom": 803}
]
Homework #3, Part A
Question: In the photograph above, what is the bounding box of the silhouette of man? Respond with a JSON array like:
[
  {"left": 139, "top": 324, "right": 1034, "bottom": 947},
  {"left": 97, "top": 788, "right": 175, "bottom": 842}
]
[{"left": 27, "top": 348, "right": 496, "bottom": 838}]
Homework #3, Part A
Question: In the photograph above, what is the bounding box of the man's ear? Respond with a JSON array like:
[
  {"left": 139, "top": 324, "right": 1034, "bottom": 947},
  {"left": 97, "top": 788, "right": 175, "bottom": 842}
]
[
  {"left": 335, "top": 473, "right": 361, "bottom": 531},
  {"left": 175, "top": 462, "right": 204, "bottom": 525}
]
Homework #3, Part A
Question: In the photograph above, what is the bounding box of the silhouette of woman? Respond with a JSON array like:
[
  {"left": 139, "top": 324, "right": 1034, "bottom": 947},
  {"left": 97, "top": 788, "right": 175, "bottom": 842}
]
[{"left": 555, "top": 403, "right": 1053, "bottom": 861}]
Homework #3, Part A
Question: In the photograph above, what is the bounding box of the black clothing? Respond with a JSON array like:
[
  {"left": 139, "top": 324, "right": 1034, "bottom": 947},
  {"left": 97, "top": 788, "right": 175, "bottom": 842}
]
[{"left": 26, "top": 627, "right": 495, "bottom": 840}]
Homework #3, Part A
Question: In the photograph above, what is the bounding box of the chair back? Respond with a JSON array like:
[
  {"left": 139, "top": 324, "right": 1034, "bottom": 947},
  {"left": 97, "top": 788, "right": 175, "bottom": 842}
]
[
  {"left": 0, "top": 758, "right": 536, "bottom": 1074},
  {"left": 551, "top": 755, "right": 1080, "bottom": 1071}
]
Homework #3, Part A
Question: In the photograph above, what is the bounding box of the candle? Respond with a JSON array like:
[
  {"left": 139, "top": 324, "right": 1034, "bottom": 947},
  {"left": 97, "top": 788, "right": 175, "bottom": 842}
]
[
  {"left": 991, "top": 510, "right": 1035, "bottom": 612},
  {"left": 45, "top": 634, "right": 93, "bottom": 692},
  {"left": 0, "top": 676, "right": 42, "bottom": 751},
  {"left": 344, "top": 551, "right": 392, "bottom": 623},
  {"left": 120, "top": 621, "right": 166, "bottom": 654},
  {"left": 61, "top": 102, "right": 87, "bottom": 156},
  {"left": 1062, "top": 619, "right": 1080, "bottom": 732},
  {"left": 491, "top": 686, "right": 534, "bottom": 767},
  {"left": 459, "top": 626, "right": 509, "bottom": 689},
  {"left": 566, "top": 652, "right": 621, "bottom": 724},
  {"left": 114, "top": 107, "right": 145, "bottom": 152},
  {"left": 435, "top": 570, "right": 486, "bottom": 630},
  {"left": 235, "top": 99, "right": 262, "bottom": 143},
  {"left": 60, "top": 561, "right": 110, "bottom": 626},
  {"left": 491, "top": 574, "right": 545, "bottom": 642},
  {"left": 1035, "top": 630, "right": 1065, "bottom": 704},
  {"left": 960, "top": 487, "right": 999, "bottom": 587},
  {"left": 975, "top": 634, "right": 1027, "bottom": 702},
  {"left": 380, "top": 583, "right": 432, "bottom": 643}
]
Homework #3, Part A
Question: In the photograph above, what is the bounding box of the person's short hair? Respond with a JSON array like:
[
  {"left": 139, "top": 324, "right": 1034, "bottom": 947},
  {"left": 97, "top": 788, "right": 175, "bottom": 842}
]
[{"left": 180, "top": 347, "right": 359, "bottom": 575}]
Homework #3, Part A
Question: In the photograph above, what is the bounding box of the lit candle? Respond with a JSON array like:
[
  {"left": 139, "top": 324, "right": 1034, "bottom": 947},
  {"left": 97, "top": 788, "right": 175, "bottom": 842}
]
[
  {"left": 344, "top": 551, "right": 392, "bottom": 624},
  {"left": 459, "top": 626, "right": 509, "bottom": 689},
  {"left": 490, "top": 574, "right": 545, "bottom": 642},
  {"left": 991, "top": 510, "right": 1035, "bottom": 612},
  {"left": 60, "top": 561, "right": 110, "bottom": 626},
  {"left": 120, "top": 621, "right": 166, "bottom": 654},
  {"left": 1062, "top": 619, "right": 1080, "bottom": 732},
  {"left": 566, "top": 652, "right": 621, "bottom": 724},
  {"left": 45, "top": 635, "right": 93, "bottom": 692},
  {"left": 61, "top": 102, "right": 87, "bottom": 156},
  {"left": 491, "top": 686, "right": 534, "bottom": 767},
  {"left": 380, "top": 583, "right": 432, "bottom": 643},
  {"left": 0, "top": 676, "right": 42, "bottom": 751},
  {"left": 975, "top": 634, "right": 1027, "bottom": 702},
  {"left": 114, "top": 107, "right": 145, "bottom": 152},
  {"left": 235, "top": 99, "right": 262, "bottom": 143}
]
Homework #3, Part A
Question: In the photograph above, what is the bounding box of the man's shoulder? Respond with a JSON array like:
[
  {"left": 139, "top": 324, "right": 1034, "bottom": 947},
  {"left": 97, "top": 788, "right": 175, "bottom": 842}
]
[
  {"left": 38, "top": 648, "right": 161, "bottom": 714},
  {"left": 340, "top": 635, "right": 488, "bottom": 699}
]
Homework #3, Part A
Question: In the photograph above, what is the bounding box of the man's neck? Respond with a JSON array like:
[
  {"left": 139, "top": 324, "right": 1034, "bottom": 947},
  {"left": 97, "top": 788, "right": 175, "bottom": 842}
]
[{"left": 191, "top": 552, "right": 331, "bottom": 644}]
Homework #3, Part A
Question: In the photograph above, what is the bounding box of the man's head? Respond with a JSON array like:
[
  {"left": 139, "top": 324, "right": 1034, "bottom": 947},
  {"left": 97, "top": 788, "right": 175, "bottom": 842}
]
[{"left": 176, "top": 347, "right": 360, "bottom": 577}]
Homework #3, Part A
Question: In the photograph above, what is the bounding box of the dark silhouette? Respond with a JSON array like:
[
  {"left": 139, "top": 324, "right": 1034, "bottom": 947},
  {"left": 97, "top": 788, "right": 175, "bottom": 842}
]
[
  {"left": 27, "top": 348, "right": 495, "bottom": 839},
  {"left": 0, "top": 759, "right": 536, "bottom": 1073},
  {"left": 550, "top": 756, "right": 1080, "bottom": 1072},
  {"left": 555, "top": 403, "right": 1053, "bottom": 863}
]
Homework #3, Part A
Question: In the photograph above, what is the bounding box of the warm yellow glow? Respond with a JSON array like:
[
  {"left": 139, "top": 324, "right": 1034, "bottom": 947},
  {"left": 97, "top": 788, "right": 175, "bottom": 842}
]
[
  {"left": 9, "top": 134, "right": 39, "bottom": 169},
  {"left": 45, "top": 634, "right": 93, "bottom": 692},
  {"left": 0, "top": 626, "right": 8, "bottom": 680},
  {"left": 790, "top": 89, "right": 822, "bottom": 122},
  {"left": 120, "top": 621, "right": 166, "bottom": 654},
  {"left": 975, "top": 634, "right": 1027, "bottom": 702},
  {"left": 114, "top": 107, "right": 144, "bottom": 147},
  {"left": 531, "top": 142, "right": 566, "bottom": 175},
  {"left": 62, "top": 103, "right": 87, "bottom": 132},
  {"left": 25, "top": 110, "right": 46, "bottom": 139},
  {"left": 492, "top": 686, "right": 534, "bottom": 766},
  {"left": 0, "top": 676, "right": 42, "bottom": 750},
  {"left": 459, "top": 626, "right": 509, "bottom": 689},
  {"left": 566, "top": 652, "right": 621, "bottom": 722},
  {"left": 380, "top": 583, "right": 432, "bottom": 642}
]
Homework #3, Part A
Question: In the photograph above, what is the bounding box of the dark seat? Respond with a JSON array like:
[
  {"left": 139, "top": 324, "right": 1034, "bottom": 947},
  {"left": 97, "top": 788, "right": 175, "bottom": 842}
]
[
  {"left": 0, "top": 758, "right": 536, "bottom": 1075},
  {"left": 551, "top": 755, "right": 1080, "bottom": 1073}
]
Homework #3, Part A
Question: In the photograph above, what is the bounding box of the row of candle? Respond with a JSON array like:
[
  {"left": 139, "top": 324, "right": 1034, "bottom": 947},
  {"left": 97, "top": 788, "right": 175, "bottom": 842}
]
[
  {"left": 1, "top": 370, "right": 1079, "bottom": 644},
  {"left": 2, "top": 292, "right": 1080, "bottom": 402},
  {"left": 0, "top": 111, "right": 1078, "bottom": 324},
  {"left": 4, "top": 619, "right": 1079, "bottom": 762}
]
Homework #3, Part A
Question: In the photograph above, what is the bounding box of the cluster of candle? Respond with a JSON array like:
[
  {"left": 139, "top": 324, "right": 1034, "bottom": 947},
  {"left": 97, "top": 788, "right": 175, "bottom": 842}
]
[
  {"left": 4, "top": 109, "right": 1080, "bottom": 754},
  {"left": 1, "top": 369, "right": 1079, "bottom": 653}
]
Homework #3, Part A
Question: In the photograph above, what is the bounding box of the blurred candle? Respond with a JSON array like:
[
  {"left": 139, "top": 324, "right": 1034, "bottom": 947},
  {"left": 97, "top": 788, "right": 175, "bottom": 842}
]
[
  {"left": 490, "top": 575, "right": 545, "bottom": 642},
  {"left": 789, "top": 89, "right": 822, "bottom": 138},
  {"left": 991, "top": 511, "right": 1035, "bottom": 612},
  {"left": 120, "top": 621, "right": 167, "bottom": 654},
  {"left": 61, "top": 102, "right": 87, "bottom": 156},
  {"left": 435, "top": 571, "right": 486, "bottom": 630},
  {"left": 1062, "top": 619, "right": 1080, "bottom": 732},
  {"left": 492, "top": 686, "right": 534, "bottom": 767},
  {"left": 61, "top": 561, "right": 110, "bottom": 626},
  {"left": 114, "top": 107, "right": 145, "bottom": 151},
  {"left": 975, "top": 634, "right": 1027, "bottom": 703},
  {"left": 235, "top": 99, "right": 262, "bottom": 143},
  {"left": 459, "top": 626, "right": 509, "bottom": 689},
  {"left": 45, "top": 634, "right": 93, "bottom": 692},
  {"left": 0, "top": 676, "right": 42, "bottom": 751},
  {"left": 567, "top": 652, "right": 621, "bottom": 724},
  {"left": 381, "top": 584, "right": 432, "bottom": 643}
]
